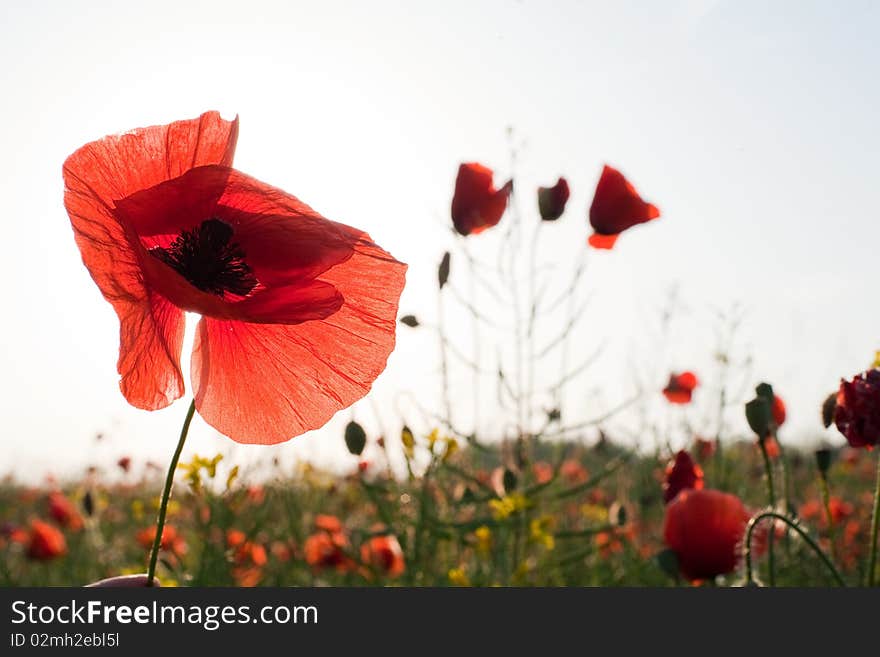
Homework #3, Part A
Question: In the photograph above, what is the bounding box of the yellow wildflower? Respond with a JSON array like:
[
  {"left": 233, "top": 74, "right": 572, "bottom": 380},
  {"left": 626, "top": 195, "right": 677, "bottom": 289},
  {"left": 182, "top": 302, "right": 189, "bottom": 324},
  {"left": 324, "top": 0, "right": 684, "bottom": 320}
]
[
  {"left": 448, "top": 567, "right": 471, "bottom": 587},
  {"left": 489, "top": 492, "right": 529, "bottom": 520}
]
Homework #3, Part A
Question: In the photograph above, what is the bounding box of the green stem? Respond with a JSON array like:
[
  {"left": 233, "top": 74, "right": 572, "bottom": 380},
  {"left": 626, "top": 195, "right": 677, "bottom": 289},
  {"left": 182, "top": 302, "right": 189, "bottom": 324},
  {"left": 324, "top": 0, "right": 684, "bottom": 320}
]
[
  {"left": 818, "top": 474, "right": 838, "bottom": 566},
  {"left": 758, "top": 440, "right": 776, "bottom": 585},
  {"left": 866, "top": 453, "right": 880, "bottom": 587},
  {"left": 744, "top": 511, "right": 845, "bottom": 587},
  {"left": 146, "top": 400, "right": 196, "bottom": 587}
]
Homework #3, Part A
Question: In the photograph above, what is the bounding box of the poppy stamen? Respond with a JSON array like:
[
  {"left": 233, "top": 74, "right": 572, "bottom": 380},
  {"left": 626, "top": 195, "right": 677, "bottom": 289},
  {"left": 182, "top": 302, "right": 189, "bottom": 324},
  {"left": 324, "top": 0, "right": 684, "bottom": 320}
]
[{"left": 150, "top": 218, "right": 258, "bottom": 297}]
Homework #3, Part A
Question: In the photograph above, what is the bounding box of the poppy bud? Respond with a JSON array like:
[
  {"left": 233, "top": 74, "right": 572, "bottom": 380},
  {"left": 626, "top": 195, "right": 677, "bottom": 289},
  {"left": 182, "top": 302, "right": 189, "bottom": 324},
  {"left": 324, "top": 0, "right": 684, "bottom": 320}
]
[
  {"left": 755, "top": 382, "right": 774, "bottom": 403},
  {"left": 821, "top": 392, "right": 837, "bottom": 428},
  {"left": 438, "top": 251, "right": 451, "bottom": 290},
  {"left": 745, "top": 397, "right": 771, "bottom": 440},
  {"left": 814, "top": 447, "right": 833, "bottom": 477},
  {"left": 82, "top": 490, "right": 95, "bottom": 518},
  {"left": 344, "top": 421, "right": 367, "bottom": 456},
  {"left": 608, "top": 502, "right": 628, "bottom": 527},
  {"left": 502, "top": 468, "right": 518, "bottom": 494},
  {"left": 537, "top": 177, "right": 570, "bottom": 221},
  {"left": 399, "top": 315, "right": 420, "bottom": 328}
]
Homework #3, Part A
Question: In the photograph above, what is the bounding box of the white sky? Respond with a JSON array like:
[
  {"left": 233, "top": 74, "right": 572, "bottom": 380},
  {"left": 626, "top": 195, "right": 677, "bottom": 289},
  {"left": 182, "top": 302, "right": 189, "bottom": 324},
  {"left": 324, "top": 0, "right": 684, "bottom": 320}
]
[{"left": 0, "top": 0, "right": 877, "bottom": 483}]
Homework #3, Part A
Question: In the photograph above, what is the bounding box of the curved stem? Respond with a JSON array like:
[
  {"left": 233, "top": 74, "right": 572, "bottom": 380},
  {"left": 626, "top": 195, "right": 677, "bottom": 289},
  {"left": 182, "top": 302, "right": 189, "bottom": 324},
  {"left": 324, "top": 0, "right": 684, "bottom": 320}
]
[
  {"left": 146, "top": 400, "right": 196, "bottom": 586},
  {"left": 744, "top": 511, "right": 845, "bottom": 587},
  {"left": 866, "top": 453, "right": 880, "bottom": 587},
  {"left": 818, "top": 474, "right": 838, "bottom": 566},
  {"left": 758, "top": 440, "right": 776, "bottom": 585}
]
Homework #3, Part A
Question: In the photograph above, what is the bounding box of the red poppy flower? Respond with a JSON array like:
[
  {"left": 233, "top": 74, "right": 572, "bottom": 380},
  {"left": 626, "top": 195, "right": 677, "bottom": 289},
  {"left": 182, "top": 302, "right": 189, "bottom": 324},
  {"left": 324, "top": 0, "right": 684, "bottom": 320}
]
[
  {"left": 693, "top": 437, "right": 716, "bottom": 461},
  {"left": 537, "top": 177, "right": 570, "bottom": 221},
  {"left": 560, "top": 459, "right": 589, "bottom": 485},
  {"left": 360, "top": 534, "right": 405, "bottom": 578},
  {"left": 314, "top": 514, "right": 343, "bottom": 534},
  {"left": 450, "top": 163, "right": 513, "bottom": 236},
  {"left": 304, "top": 531, "right": 352, "bottom": 572},
  {"left": 834, "top": 369, "right": 880, "bottom": 448},
  {"left": 531, "top": 461, "right": 554, "bottom": 485},
  {"left": 587, "top": 165, "right": 660, "bottom": 249},
  {"left": 27, "top": 520, "right": 67, "bottom": 561},
  {"left": 662, "top": 450, "right": 704, "bottom": 504},
  {"left": 117, "top": 456, "right": 132, "bottom": 473},
  {"left": 136, "top": 525, "right": 186, "bottom": 557},
  {"left": 63, "top": 112, "right": 407, "bottom": 444},
  {"left": 662, "top": 372, "right": 698, "bottom": 404},
  {"left": 771, "top": 395, "right": 786, "bottom": 427},
  {"left": 226, "top": 529, "right": 247, "bottom": 548},
  {"left": 663, "top": 488, "right": 750, "bottom": 581},
  {"left": 48, "top": 491, "right": 83, "bottom": 531}
]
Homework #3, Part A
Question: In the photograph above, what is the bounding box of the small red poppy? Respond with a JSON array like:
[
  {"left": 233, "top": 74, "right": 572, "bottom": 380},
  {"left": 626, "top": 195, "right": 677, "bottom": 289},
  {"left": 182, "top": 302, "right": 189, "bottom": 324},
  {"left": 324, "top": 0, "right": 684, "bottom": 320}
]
[
  {"left": 662, "top": 450, "right": 704, "bottom": 504},
  {"left": 663, "top": 372, "right": 699, "bottom": 404},
  {"left": 663, "top": 488, "right": 750, "bottom": 581},
  {"left": 136, "top": 525, "right": 186, "bottom": 557},
  {"left": 63, "top": 112, "right": 407, "bottom": 444},
  {"left": 117, "top": 456, "right": 132, "bottom": 473},
  {"left": 537, "top": 177, "right": 570, "bottom": 221},
  {"left": 48, "top": 491, "right": 83, "bottom": 531},
  {"left": 304, "top": 531, "right": 352, "bottom": 572},
  {"left": 360, "top": 534, "right": 405, "bottom": 578},
  {"left": 27, "top": 520, "right": 67, "bottom": 561},
  {"left": 450, "top": 163, "right": 513, "bottom": 236},
  {"left": 833, "top": 369, "right": 880, "bottom": 448},
  {"left": 587, "top": 165, "right": 659, "bottom": 249}
]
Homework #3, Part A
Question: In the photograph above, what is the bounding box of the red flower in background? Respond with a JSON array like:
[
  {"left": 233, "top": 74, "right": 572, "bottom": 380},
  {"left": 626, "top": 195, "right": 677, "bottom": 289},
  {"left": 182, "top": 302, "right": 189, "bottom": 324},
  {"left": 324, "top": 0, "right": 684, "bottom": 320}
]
[
  {"left": 48, "top": 491, "right": 83, "bottom": 531},
  {"left": 136, "top": 525, "right": 187, "bottom": 557},
  {"left": 117, "top": 456, "right": 132, "bottom": 473},
  {"left": 663, "top": 372, "right": 698, "bottom": 404},
  {"left": 834, "top": 369, "right": 880, "bottom": 448},
  {"left": 537, "top": 177, "right": 570, "bottom": 221},
  {"left": 662, "top": 450, "right": 704, "bottom": 504},
  {"left": 27, "top": 520, "right": 67, "bottom": 561},
  {"left": 360, "top": 533, "right": 406, "bottom": 578},
  {"left": 451, "top": 163, "right": 513, "bottom": 236},
  {"left": 587, "top": 165, "right": 660, "bottom": 249},
  {"left": 63, "top": 112, "right": 406, "bottom": 444},
  {"left": 663, "top": 489, "right": 750, "bottom": 581}
]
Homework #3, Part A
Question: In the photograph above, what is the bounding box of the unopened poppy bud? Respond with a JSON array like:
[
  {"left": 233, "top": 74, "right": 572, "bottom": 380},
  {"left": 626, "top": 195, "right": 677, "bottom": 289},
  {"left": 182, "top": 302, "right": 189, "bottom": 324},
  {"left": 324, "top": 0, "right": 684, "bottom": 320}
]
[
  {"left": 344, "top": 421, "right": 367, "bottom": 456},
  {"left": 821, "top": 392, "right": 837, "bottom": 429},
  {"left": 608, "top": 502, "right": 627, "bottom": 527},
  {"left": 815, "top": 447, "right": 833, "bottom": 477},
  {"left": 655, "top": 548, "right": 680, "bottom": 580},
  {"left": 438, "top": 252, "right": 451, "bottom": 289},
  {"left": 502, "top": 468, "right": 518, "bottom": 494},
  {"left": 745, "top": 397, "right": 771, "bottom": 439},
  {"left": 399, "top": 315, "right": 420, "bottom": 328},
  {"left": 755, "top": 382, "right": 774, "bottom": 402},
  {"left": 82, "top": 490, "right": 95, "bottom": 518}
]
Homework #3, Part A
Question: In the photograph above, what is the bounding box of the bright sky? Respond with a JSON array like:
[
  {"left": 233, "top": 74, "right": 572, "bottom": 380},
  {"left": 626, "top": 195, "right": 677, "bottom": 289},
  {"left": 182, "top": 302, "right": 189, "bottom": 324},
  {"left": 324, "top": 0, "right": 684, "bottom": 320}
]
[{"left": 1, "top": 0, "right": 877, "bottom": 483}]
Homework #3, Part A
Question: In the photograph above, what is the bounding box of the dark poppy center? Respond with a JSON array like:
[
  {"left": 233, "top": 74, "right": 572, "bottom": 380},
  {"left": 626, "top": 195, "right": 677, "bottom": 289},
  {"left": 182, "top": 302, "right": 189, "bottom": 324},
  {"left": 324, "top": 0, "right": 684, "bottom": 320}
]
[{"left": 149, "top": 218, "right": 258, "bottom": 297}]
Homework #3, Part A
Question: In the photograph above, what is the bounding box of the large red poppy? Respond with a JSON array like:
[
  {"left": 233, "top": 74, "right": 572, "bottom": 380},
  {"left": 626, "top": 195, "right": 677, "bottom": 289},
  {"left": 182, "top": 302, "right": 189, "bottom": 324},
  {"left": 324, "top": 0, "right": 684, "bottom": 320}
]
[
  {"left": 588, "top": 165, "right": 659, "bottom": 249},
  {"left": 834, "top": 369, "right": 880, "bottom": 448},
  {"left": 451, "top": 163, "right": 513, "bottom": 236},
  {"left": 63, "top": 112, "right": 407, "bottom": 444},
  {"left": 663, "top": 488, "right": 750, "bottom": 581}
]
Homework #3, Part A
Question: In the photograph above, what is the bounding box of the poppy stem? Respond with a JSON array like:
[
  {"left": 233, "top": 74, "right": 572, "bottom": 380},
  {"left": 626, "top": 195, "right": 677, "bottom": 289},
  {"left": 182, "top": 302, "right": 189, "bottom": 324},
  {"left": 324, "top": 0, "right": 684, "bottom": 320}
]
[
  {"left": 818, "top": 472, "right": 838, "bottom": 567},
  {"left": 865, "top": 453, "right": 880, "bottom": 587},
  {"left": 758, "top": 439, "right": 776, "bottom": 586},
  {"left": 146, "top": 399, "right": 196, "bottom": 587},
  {"left": 744, "top": 510, "right": 845, "bottom": 587}
]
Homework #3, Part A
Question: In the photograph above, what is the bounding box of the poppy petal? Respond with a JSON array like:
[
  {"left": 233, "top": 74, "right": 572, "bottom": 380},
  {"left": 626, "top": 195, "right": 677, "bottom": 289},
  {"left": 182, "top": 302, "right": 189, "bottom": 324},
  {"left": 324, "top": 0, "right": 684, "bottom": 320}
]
[
  {"left": 587, "top": 233, "right": 620, "bottom": 249},
  {"left": 63, "top": 113, "right": 239, "bottom": 409},
  {"left": 191, "top": 233, "right": 407, "bottom": 443}
]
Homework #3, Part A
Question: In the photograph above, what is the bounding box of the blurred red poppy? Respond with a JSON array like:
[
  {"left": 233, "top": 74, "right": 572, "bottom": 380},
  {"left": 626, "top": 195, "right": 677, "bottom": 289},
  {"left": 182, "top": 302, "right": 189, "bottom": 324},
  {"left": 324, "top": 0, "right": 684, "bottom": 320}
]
[
  {"left": 560, "top": 459, "right": 589, "bottom": 485},
  {"left": 226, "top": 529, "right": 246, "bottom": 548},
  {"left": 136, "top": 525, "right": 187, "bottom": 557},
  {"left": 771, "top": 395, "right": 786, "bottom": 428},
  {"left": 537, "top": 177, "right": 570, "bottom": 221},
  {"left": 360, "top": 534, "right": 405, "bottom": 578},
  {"left": 763, "top": 436, "right": 781, "bottom": 459},
  {"left": 662, "top": 450, "right": 704, "bottom": 504},
  {"left": 663, "top": 488, "right": 749, "bottom": 581},
  {"left": 587, "top": 165, "right": 659, "bottom": 249},
  {"left": 117, "top": 456, "right": 131, "bottom": 473},
  {"left": 314, "top": 514, "right": 343, "bottom": 533},
  {"left": 451, "top": 163, "right": 512, "bottom": 236},
  {"left": 48, "top": 491, "right": 83, "bottom": 531},
  {"left": 662, "top": 372, "right": 698, "bottom": 404},
  {"left": 532, "top": 461, "right": 554, "bottom": 485},
  {"left": 63, "top": 112, "right": 407, "bottom": 444},
  {"left": 27, "top": 520, "right": 67, "bottom": 561},
  {"left": 304, "top": 531, "right": 352, "bottom": 572},
  {"left": 833, "top": 369, "right": 880, "bottom": 448},
  {"left": 693, "top": 437, "right": 716, "bottom": 461}
]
